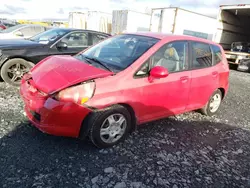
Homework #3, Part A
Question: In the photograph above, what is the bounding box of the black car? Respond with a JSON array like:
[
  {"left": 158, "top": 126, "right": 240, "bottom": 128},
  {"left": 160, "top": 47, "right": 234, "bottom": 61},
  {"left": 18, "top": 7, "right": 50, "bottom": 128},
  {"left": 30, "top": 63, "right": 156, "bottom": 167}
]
[{"left": 0, "top": 28, "right": 111, "bottom": 86}]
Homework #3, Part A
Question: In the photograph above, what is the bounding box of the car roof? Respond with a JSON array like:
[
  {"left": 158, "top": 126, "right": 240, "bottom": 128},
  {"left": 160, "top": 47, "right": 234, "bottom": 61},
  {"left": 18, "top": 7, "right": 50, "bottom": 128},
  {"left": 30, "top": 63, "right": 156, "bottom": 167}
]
[
  {"left": 124, "top": 32, "right": 220, "bottom": 46},
  {"left": 49, "top": 27, "right": 111, "bottom": 35},
  {"left": 20, "top": 24, "right": 45, "bottom": 27}
]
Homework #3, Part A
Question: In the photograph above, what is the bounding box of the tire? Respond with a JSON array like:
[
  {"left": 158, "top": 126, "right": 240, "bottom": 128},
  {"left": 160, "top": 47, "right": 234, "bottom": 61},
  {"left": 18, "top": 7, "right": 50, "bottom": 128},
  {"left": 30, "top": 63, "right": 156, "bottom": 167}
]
[
  {"left": 87, "top": 105, "right": 132, "bottom": 148},
  {"left": 0, "top": 58, "right": 34, "bottom": 86},
  {"left": 200, "top": 89, "right": 222, "bottom": 116}
]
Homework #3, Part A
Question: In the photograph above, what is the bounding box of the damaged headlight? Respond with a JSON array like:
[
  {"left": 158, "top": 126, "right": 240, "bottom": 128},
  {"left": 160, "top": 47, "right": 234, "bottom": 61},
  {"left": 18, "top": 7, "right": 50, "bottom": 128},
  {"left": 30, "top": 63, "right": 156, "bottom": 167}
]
[{"left": 53, "top": 81, "right": 95, "bottom": 105}]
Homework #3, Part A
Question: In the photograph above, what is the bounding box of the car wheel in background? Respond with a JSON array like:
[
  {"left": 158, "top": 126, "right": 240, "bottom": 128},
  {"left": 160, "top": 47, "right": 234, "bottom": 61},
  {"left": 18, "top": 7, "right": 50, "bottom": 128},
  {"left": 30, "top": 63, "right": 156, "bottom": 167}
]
[
  {"left": 200, "top": 89, "right": 222, "bottom": 116},
  {"left": 86, "top": 105, "right": 132, "bottom": 148},
  {"left": 0, "top": 58, "right": 34, "bottom": 86}
]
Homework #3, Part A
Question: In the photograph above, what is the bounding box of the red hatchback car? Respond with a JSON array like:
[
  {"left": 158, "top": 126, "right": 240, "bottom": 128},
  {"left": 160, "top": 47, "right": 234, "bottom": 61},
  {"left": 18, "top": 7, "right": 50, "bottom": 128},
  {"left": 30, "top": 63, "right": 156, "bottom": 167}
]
[{"left": 20, "top": 33, "right": 229, "bottom": 148}]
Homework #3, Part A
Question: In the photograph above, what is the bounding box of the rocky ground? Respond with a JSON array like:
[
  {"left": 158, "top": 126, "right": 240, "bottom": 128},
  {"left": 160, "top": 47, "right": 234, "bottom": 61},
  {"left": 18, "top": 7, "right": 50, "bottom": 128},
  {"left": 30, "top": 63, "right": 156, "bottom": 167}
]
[{"left": 0, "top": 70, "right": 250, "bottom": 188}]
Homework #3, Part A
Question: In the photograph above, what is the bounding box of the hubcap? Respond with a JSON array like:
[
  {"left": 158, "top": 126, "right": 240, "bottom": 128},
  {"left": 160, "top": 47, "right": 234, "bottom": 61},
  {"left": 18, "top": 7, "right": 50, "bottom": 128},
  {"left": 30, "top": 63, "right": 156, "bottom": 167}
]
[
  {"left": 209, "top": 93, "right": 221, "bottom": 113},
  {"left": 7, "top": 63, "right": 30, "bottom": 83},
  {"left": 100, "top": 113, "right": 127, "bottom": 144}
]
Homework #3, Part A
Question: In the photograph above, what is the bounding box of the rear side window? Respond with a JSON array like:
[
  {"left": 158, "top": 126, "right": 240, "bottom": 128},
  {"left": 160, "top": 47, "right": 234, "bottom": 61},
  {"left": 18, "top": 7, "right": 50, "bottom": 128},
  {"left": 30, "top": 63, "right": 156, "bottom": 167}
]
[
  {"left": 191, "top": 42, "right": 212, "bottom": 69},
  {"left": 211, "top": 45, "right": 222, "bottom": 64},
  {"left": 90, "top": 33, "right": 108, "bottom": 45}
]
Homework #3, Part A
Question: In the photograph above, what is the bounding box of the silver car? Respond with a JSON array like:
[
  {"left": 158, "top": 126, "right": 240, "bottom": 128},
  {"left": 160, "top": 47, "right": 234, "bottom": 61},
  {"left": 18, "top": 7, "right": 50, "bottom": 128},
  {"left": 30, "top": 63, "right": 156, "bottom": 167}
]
[{"left": 0, "top": 24, "right": 49, "bottom": 39}]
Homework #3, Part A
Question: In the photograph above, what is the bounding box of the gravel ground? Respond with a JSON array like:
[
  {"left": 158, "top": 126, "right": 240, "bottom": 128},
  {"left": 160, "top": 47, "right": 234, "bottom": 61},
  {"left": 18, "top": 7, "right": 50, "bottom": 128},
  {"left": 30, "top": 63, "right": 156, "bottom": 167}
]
[{"left": 0, "top": 70, "right": 250, "bottom": 188}]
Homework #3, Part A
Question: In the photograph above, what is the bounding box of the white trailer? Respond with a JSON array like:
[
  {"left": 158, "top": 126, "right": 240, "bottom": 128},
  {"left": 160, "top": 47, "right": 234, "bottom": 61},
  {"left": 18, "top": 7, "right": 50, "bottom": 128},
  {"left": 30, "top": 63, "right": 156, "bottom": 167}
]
[
  {"left": 150, "top": 7, "right": 217, "bottom": 40},
  {"left": 86, "top": 11, "right": 112, "bottom": 34},
  {"left": 213, "top": 4, "right": 250, "bottom": 50},
  {"left": 68, "top": 12, "right": 87, "bottom": 29},
  {"left": 111, "top": 10, "right": 151, "bottom": 35},
  {"left": 213, "top": 4, "right": 250, "bottom": 69}
]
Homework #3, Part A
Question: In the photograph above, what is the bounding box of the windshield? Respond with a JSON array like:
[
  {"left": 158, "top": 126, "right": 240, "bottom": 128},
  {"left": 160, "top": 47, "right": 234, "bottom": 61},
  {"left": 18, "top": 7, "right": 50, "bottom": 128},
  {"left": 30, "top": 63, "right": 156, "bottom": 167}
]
[
  {"left": 29, "top": 29, "right": 68, "bottom": 44},
  {"left": 75, "top": 34, "right": 159, "bottom": 72},
  {"left": 231, "top": 42, "right": 250, "bottom": 53},
  {"left": 0, "top": 24, "right": 23, "bottom": 33}
]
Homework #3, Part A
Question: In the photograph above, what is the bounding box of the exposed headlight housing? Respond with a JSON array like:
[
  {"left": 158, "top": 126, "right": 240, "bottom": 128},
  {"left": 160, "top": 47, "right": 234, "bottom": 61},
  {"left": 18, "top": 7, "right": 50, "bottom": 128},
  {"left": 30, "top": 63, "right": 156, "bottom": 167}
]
[{"left": 54, "top": 81, "right": 95, "bottom": 105}]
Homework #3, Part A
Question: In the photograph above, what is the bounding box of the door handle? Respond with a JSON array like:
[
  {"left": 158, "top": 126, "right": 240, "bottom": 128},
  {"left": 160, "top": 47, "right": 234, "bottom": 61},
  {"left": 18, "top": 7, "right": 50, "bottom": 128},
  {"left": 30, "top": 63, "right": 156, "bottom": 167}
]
[
  {"left": 180, "top": 76, "right": 189, "bottom": 83},
  {"left": 212, "top": 71, "right": 218, "bottom": 77}
]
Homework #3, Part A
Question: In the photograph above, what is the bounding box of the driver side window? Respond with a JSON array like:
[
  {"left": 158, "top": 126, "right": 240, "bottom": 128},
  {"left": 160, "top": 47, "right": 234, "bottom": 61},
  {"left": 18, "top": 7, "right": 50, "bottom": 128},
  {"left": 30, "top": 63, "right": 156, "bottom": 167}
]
[
  {"left": 151, "top": 41, "right": 189, "bottom": 73},
  {"left": 60, "top": 32, "right": 89, "bottom": 47},
  {"left": 135, "top": 41, "right": 189, "bottom": 77}
]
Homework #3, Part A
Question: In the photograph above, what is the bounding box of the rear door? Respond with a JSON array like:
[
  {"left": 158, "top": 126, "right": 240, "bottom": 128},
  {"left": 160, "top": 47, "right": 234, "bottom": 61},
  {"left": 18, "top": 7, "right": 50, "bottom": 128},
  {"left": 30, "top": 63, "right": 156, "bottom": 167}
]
[
  {"left": 15, "top": 27, "right": 34, "bottom": 39},
  {"left": 211, "top": 44, "right": 229, "bottom": 91},
  {"left": 187, "top": 41, "right": 218, "bottom": 110}
]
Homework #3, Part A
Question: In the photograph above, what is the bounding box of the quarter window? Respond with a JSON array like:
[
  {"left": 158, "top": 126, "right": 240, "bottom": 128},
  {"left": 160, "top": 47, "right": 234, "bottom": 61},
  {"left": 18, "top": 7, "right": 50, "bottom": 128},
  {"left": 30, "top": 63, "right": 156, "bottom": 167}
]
[
  {"left": 135, "top": 60, "right": 150, "bottom": 77},
  {"left": 191, "top": 42, "right": 212, "bottom": 68},
  {"left": 211, "top": 45, "right": 222, "bottom": 64},
  {"left": 91, "top": 33, "right": 108, "bottom": 45}
]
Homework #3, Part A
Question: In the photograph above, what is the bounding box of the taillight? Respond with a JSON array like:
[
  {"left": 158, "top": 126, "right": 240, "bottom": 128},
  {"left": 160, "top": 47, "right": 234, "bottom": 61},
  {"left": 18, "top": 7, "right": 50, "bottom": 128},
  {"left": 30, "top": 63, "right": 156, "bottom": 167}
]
[{"left": 54, "top": 81, "right": 95, "bottom": 105}]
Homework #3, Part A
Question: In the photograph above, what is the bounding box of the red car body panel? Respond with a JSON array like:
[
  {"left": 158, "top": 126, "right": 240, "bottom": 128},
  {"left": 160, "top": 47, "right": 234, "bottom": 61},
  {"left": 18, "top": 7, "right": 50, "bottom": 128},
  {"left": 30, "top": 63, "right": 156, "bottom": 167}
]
[
  {"left": 20, "top": 80, "right": 92, "bottom": 137},
  {"left": 31, "top": 55, "right": 113, "bottom": 94},
  {"left": 20, "top": 33, "right": 229, "bottom": 138}
]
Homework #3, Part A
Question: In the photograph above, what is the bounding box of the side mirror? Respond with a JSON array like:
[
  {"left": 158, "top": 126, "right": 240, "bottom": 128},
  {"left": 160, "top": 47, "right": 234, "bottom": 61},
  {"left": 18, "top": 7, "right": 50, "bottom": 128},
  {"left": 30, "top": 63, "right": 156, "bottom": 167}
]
[
  {"left": 56, "top": 42, "right": 68, "bottom": 50},
  {"left": 149, "top": 66, "right": 169, "bottom": 82},
  {"left": 15, "top": 31, "right": 24, "bottom": 37}
]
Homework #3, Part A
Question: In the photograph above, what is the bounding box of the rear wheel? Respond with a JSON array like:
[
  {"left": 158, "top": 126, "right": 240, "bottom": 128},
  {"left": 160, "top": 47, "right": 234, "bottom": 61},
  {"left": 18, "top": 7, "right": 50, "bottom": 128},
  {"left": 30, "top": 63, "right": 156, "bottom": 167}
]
[
  {"left": 0, "top": 58, "right": 34, "bottom": 86},
  {"left": 200, "top": 90, "right": 222, "bottom": 116},
  {"left": 87, "top": 105, "right": 131, "bottom": 148}
]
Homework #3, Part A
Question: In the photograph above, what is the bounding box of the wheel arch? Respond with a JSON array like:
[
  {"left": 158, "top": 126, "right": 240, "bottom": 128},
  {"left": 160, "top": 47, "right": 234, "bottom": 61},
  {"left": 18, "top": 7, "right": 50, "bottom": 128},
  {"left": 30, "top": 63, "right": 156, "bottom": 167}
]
[
  {"left": 79, "top": 103, "right": 138, "bottom": 139},
  {"left": 0, "top": 56, "right": 34, "bottom": 69},
  {"left": 117, "top": 103, "right": 137, "bottom": 132},
  {"left": 218, "top": 87, "right": 225, "bottom": 100},
  {"left": 0, "top": 56, "right": 35, "bottom": 83}
]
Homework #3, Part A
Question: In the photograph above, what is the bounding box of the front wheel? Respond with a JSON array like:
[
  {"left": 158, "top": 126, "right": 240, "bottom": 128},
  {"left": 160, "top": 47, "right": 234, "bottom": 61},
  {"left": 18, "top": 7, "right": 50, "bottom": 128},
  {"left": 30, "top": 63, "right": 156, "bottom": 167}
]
[
  {"left": 87, "top": 105, "right": 131, "bottom": 148},
  {"left": 0, "top": 58, "right": 34, "bottom": 86},
  {"left": 200, "top": 90, "right": 222, "bottom": 116}
]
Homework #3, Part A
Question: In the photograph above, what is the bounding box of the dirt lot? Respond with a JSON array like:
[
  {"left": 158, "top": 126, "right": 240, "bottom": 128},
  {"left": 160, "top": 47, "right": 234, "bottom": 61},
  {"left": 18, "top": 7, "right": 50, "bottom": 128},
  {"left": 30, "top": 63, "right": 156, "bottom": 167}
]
[{"left": 0, "top": 70, "right": 250, "bottom": 188}]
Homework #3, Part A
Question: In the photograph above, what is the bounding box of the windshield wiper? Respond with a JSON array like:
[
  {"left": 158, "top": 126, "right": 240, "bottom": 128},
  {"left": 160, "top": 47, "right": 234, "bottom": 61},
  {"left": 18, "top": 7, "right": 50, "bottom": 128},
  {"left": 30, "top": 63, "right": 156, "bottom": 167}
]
[{"left": 83, "top": 56, "right": 112, "bottom": 72}]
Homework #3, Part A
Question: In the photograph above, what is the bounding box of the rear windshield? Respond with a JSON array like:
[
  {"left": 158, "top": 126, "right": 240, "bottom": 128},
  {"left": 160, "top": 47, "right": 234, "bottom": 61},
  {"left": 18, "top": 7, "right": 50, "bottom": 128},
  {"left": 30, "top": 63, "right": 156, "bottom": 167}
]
[{"left": 75, "top": 34, "right": 160, "bottom": 72}]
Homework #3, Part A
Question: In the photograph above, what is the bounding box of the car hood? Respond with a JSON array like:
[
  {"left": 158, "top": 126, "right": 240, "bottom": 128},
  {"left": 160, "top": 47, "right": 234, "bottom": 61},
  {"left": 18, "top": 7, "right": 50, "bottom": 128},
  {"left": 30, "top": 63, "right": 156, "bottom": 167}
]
[
  {"left": 31, "top": 55, "right": 113, "bottom": 94},
  {"left": 0, "top": 39, "right": 44, "bottom": 49}
]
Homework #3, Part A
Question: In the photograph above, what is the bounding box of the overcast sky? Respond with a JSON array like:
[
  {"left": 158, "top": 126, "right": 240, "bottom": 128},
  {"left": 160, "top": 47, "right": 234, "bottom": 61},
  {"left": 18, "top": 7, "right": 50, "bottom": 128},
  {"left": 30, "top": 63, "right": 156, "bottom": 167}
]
[{"left": 0, "top": 0, "right": 250, "bottom": 20}]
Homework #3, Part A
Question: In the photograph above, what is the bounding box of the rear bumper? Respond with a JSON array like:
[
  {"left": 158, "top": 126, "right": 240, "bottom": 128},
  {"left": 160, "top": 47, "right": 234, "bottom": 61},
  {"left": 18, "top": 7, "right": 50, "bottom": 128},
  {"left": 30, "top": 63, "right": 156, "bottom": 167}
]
[{"left": 20, "top": 80, "right": 92, "bottom": 138}]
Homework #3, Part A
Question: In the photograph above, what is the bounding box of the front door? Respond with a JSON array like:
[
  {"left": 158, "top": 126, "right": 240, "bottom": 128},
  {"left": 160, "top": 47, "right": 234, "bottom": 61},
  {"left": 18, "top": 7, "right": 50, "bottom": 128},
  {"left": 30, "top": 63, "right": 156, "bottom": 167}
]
[{"left": 132, "top": 40, "right": 191, "bottom": 123}]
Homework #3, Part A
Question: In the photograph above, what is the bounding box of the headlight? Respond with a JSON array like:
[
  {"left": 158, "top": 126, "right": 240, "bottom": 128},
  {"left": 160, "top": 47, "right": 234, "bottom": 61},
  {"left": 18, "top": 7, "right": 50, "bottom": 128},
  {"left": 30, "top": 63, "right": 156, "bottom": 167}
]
[{"left": 54, "top": 81, "right": 95, "bottom": 104}]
